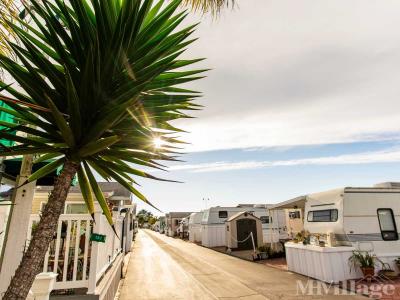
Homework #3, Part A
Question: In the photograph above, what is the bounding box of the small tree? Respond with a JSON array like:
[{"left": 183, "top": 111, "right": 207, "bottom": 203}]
[
  {"left": 148, "top": 216, "right": 158, "bottom": 225},
  {"left": 137, "top": 209, "right": 153, "bottom": 227},
  {"left": 0, "top": 0, "right": 206, "bottom": 298}
]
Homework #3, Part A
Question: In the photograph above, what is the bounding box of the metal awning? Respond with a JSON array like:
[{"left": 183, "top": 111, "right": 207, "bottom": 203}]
[{"left": 269, "top": 195, "right": 307, "bottom": 210}]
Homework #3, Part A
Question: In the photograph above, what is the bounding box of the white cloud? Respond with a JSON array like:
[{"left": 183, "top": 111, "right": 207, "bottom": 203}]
[
  {"left": 171, "top": 0, "right": 400, "bottom": 152},
  {"left": 177, "top": 102, "right": 400, "bottom": 151},
  {"left": 166, "top": 147, "right": 400, "bottom": 173}
]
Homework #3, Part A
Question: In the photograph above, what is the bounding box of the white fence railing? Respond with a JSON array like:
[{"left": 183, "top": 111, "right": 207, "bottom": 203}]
[
  {"left": 89, "top": 212, "right": 123, "bottom": 291},
  {"left": 27, "top": 209, "right": 124, "bottom": 292}
]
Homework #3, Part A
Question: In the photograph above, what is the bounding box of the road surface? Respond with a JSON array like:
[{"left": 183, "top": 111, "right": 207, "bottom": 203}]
[{"left": 118, "top": 230, "right": 364, "bottom": 300}]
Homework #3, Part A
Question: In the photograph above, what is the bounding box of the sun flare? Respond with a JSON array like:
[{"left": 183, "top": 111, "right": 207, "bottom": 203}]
[{"left": 153, "top": 137, "right": 163, "bottom": 148}]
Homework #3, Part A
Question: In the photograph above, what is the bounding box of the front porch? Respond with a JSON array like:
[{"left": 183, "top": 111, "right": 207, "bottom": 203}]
[{"left": 26, "top": 207, "right": 128, "bottom": 299}]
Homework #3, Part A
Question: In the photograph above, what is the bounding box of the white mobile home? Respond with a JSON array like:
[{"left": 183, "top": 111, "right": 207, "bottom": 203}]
[
  {"left": 274, "top": 183, "right": 400, "bottom": 283},
  {"left": 201, "top": 205, "right": 288, "bottom": 248},
  {"left": 165, "top": 212, "right": 192, "bottom": 237},
  {"left": 188, "top": 212, "right": 203, "bottom": 243}
]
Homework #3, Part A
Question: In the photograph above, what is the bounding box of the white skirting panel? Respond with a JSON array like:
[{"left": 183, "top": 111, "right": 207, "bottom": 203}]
[
  {"left": 285, "top": 242, "right": 362, "bottom": 283},
  {"left": 189, "top": 224, "right": 202, "bottom": 243},
  {"left": 201, "top": 225, "right": 226, "bottom": 247}
]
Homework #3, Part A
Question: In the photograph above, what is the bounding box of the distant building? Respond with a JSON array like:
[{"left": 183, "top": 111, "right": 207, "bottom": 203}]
[{"left": 165, "top": 212, "right": 192, "bottom": 237}]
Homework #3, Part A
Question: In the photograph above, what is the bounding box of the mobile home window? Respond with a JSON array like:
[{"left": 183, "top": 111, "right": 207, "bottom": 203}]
[
  {"left": 307, "top": 209, "right": 338, "bottom": 222},
  {"left": 289, "top": 211, "right": 301, "bottom": 219},
  {"left": 218, "top": 211, "right": 228, "bottom": 218},
  {"left": 175, "top": 219, "right": 179, "bottom": 226},
  {"left": 377, "top": 209, "right": 398, "bottom": 241},
  {"left": 260, "top": 216, "right": 270, "bottom": 224}
]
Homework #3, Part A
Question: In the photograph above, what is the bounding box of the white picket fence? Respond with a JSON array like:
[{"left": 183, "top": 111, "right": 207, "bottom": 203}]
[{"left": 27, "top": 210, "right": 124, "bottom": 292}]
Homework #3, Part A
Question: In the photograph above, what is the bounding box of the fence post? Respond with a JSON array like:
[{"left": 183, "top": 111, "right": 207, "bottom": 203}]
[{"left": 87, "top": 203, "right": 102, "bottom": 294}]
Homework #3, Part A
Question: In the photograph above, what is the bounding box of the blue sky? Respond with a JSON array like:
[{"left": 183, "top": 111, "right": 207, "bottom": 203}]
[
  {"left": 137, "top": 0, "right": 400, "bottom": 214},
  {"left": 138, "top": 140, "right": 400, "bottom": 214}
]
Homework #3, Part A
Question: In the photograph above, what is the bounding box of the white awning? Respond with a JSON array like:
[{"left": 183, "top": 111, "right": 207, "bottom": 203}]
[{"left": 269, "top": 195, "right": 306, "bottom": 210}]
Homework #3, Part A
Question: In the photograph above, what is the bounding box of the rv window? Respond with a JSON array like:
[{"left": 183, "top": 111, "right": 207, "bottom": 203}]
[
  {"left": 218, "top": 211, "right": 228, "bottom": 218},
  {"left": 307, "top": 209, "right": 338, "bottom": 222},
  {"left": 377, "top": 209, "right": 398, "bottom": 241},
  {"left": 260, "top": 216, "right": 270, "bottom": 224},
  {"left": 289, "top": 211, "right": 301, "bottom": 219}
]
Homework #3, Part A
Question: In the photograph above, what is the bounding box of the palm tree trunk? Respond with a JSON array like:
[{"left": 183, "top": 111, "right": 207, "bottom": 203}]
[{"left": 3, "top": 160, "right": 79, "bottom": 300}]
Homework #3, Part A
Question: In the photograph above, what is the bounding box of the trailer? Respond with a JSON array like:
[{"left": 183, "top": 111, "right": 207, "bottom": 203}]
[
  {"left": 200, "top": 205, "right": 289, "bottom": 248},
  {"left": 273, "top": 182, "right": 400, "bottom": 283},
  {"left": 304, "top": 184, "right": 400, "bottom": 257},
  {"left": 188, "top": 212, "right": 203, "bottom": 243}
]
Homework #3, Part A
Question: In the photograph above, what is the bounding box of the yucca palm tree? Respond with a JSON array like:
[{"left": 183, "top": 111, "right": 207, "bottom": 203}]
[{"left": 0, "top": 0, "right": 206, "bottom": 298}]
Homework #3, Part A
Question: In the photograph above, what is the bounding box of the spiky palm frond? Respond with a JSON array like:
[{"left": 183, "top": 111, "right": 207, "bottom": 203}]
[
  {"left": 0, "top": 0, "right": 24, "bottom": 59},
  {"left": 0, "top": 0, "right": 205, "bottom": 225}
]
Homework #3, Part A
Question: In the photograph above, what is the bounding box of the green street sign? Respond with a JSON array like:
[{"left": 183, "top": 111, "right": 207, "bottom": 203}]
[{"left": 90, "top": 233, "right": 106, "bottom": 243}]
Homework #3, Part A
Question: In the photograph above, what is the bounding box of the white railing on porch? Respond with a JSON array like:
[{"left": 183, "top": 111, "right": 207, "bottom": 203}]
[
  {"left": 88, "top": 211, "right": 124, "bottom": 293},
  {"left": 27, "top": 208, "right": 124, "bottom": 292}
]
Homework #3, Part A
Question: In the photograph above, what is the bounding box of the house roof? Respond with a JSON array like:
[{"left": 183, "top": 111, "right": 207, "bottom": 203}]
[{"left": 226, "top": 211, "right": 260, "bottom": 222}]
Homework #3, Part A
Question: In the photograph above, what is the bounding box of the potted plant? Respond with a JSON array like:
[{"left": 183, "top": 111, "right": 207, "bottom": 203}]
[
  {"left": 348, "top": 251, "right": 376, "bottom": 277},
  {"left": 257, "top": 245, "right": 271, "bottom": 260},
  {"left": 293, "top": 230, "right": 310, "bottom": 244}
]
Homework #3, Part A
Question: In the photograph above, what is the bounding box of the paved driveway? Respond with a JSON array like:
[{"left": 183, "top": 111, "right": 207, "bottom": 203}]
[{"left": 118, "top": 230, "right": 365, "bottom": 300}]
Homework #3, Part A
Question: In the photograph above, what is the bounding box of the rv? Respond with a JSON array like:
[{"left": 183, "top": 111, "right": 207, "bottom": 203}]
[
  {"left": 273, "top": 183, "right": 400, "bottom": 283},
  {"left": 201, "top": 205, "right": 288, "bottom": 248},
  {"left": 188, "top": 212, "right": 203, "bottom": 243},
  {"left": 304, "top": 183, "right": 400, "bottom": 259}
]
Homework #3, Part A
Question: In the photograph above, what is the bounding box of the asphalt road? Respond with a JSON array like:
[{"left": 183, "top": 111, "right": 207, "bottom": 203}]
[{"left": 118, "top": 230, "right": 364, "bottom": 300}]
